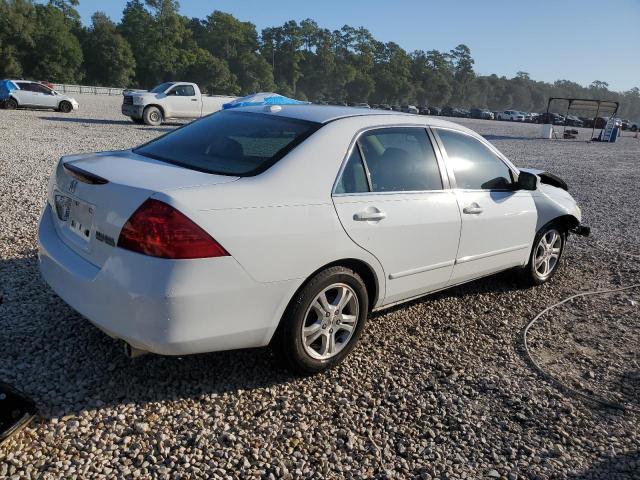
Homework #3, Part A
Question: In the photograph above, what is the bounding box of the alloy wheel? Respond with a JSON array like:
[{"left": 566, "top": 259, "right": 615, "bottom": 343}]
[
  {"left": 534, "top": 229, "right": 562, "bottom": 279},
  {"left": 301, "top": 283, "right": 359, "bottom": 360}
]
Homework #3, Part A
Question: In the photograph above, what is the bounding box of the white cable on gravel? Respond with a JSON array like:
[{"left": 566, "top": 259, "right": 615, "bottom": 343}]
[{"left": 523, "top": 283, "right": 640, "bottom": 412}]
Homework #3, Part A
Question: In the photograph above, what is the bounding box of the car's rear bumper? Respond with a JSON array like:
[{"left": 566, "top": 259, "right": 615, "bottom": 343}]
[
  {"left": 121, "top": 104, "right": 143, "bottom": 118},
  {"left": 38, "top": 205, "right": 296, "bottom": 355}
]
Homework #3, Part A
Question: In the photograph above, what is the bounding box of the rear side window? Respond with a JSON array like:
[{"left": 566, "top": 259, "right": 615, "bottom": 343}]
[
  {"left": 134, "top": 111, "right": 320, "bottom": 176},
  {"left": 334, "top": 147, "right": 369, "bottom": 194},
  {"left": 358, "top": 128, "right": 442, "bottom": 192},
  {"left": 15, "top": 82, "right": 32, "bottom": 91},
  {"left": 436, "top": 129, "right": 513, "bottom": 190}
]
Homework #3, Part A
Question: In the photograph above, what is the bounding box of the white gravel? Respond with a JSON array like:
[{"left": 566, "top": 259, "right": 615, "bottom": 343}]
[{"left": 1, "top": 95, "right": 639, "bottom": 479}]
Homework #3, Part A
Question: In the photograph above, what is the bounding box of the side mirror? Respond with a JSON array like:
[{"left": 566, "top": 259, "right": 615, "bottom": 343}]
[{"left": 517, "top": 171, "right": 538, "bottom": 191}]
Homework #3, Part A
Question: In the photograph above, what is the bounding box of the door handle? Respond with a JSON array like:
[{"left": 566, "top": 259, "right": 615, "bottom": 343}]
[
  {"left": 190, "top": 98, "right": 198, "bottom": 101},
  {"left": 353, "top": 210, "right": 387, "bottom": 221},
  {"left": 463, "top": 203, "right": 483, "bottom": 215}
]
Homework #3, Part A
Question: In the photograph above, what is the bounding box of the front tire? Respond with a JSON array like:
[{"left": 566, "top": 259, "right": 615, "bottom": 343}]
[
  {"left": 522, "top": 224, "right": 566, "bottom": 285},
  {"left": 58, "top": 101, "right": 72, "bottom": 113},
  {"left": 274, "top": 266, "right": 369, "bottom": 374},
  {"left": 143, "top": 106, "right": 163, "bottom": 126}
]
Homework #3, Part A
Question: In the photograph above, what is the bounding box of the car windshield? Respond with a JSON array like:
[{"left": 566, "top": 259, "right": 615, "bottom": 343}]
[
  {"left": 150, "top": 82, "right": 175, "bottom": 93},
  {"left": 134, "top": 111, "right": 321, "bottom": 176}
]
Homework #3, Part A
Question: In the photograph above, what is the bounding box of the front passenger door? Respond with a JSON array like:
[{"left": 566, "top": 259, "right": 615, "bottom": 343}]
[
  {"left": 31, "top": 83, "right": 58, "bottom": 108},
  {"left": 434, "top": 128, "right": 537, "bottom": 284},
  {"left": 166, "top": 84, "right": 200, "bottom": 118}
]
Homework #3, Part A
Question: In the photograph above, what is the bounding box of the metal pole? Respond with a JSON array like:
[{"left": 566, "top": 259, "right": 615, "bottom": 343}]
[
  {"left": 591, "top": 101, "right": 600, "bottom": 141},
  {"left": 563, "top": 99, "right": 571, "bottom": 137}
]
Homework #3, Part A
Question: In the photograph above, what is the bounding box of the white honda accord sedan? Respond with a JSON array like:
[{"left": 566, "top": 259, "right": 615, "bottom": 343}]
[{"left": 38, "top": 105, "right": 588, "bottom": 373}]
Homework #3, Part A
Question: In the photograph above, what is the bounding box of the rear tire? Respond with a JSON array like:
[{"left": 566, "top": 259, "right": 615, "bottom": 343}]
[
  {"left": 58, "top": 101, "right": 72, "bottom": 113},
  {"left": 143, "top": 106, "right": 163, "bottom": 126},
  {"left": 273, "top": 266, "right": 369, "bottom": 375},
  {"left": 6, "top": 97, "right": 18, "bottom": 110},
  {"left": 521, "top": 223, "right": 566, "bottom": 286}
]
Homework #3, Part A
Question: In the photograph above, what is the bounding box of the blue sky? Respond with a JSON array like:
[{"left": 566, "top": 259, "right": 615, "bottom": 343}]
[{"left": 72, "top": 0, "right": 640, "bottom": 91}]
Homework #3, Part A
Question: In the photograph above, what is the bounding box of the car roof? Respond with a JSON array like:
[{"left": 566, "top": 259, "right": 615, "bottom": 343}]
[
  {"left": 228, "top": 104, "right": 398, "bottom": 123},
  {"left": 228, "top": 103, "right": 469, "bottom": 126},
  {"left": 226, "top": 103, "right": 477, "bottom": 135}
]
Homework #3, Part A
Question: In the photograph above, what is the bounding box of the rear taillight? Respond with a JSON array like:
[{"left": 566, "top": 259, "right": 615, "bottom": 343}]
[{"left": 117, "top": 199, "right": 228, "bottom": 259}]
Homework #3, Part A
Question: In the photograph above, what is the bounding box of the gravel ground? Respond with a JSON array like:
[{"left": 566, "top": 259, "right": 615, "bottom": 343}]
[{"left": 1, "top": 96, "right": 639, "bottom": 479}]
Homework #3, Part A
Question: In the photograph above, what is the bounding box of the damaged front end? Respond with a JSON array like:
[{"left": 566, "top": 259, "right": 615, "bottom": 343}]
[{"left": 520, "top": 168, "right": 590, "bottom": 237}]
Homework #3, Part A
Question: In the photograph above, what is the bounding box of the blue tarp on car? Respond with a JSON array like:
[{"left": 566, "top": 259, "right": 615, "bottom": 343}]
[
  {"left": 223, "top": 92, "right": 309, "bottom": 109},
  {"left": 0, "top": 80, "right": 17, "bottom": 100}
]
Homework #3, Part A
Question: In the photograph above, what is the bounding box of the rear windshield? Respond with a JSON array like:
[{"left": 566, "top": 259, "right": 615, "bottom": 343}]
[{"left": 134, "top": 111, "right": 321, "bottom": 176}]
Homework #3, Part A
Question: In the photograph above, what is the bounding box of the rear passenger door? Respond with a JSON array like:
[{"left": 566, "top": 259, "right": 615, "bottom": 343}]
[
  {"left": 433, "top": 128, "right": 537, "bottom": 284},
  {"left": 332, "top": 127, "right": 461, "bottom": 305}
]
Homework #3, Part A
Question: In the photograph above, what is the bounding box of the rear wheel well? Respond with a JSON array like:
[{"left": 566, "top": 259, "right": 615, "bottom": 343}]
[
  {"left": 290, "top": 259, "right": 379, "bottom": 315},
  {"left": 270, "top": 258, "right": 379, "bottom": 347}
]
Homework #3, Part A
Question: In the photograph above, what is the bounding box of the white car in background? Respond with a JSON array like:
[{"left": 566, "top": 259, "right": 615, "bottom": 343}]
[
  {"left": 121, "top": 81, "right": 236, "bottom": 126},
  {"left": 2, "top": 80, "right": 78, "bottom": 112},
  {"left": 38, "top": 105, "right": 588, "bottom": 374},
  {"left": 497, "top": 110, "right": 525, "bottom": 121}
]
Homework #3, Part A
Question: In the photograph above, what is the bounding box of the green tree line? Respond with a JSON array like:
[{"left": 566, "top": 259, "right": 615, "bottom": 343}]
[{"left": 1, "top": 0, "right": 639, "bottom": 119}]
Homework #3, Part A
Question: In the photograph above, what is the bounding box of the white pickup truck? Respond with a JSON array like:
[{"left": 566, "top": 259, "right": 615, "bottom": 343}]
[{"left": 121, "top": 82, "right": 236, "bottom": 126}]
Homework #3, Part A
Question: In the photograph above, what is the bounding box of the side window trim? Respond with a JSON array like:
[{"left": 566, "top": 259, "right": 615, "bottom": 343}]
[
  {"left": 426, "top": 127, "right": 453, "bottom": 190},
  {"left": 432, "top": 126, "right": 519, "bottom": 191},
  {"left": 355, "top": 142, "right": 373, "bottom": 192},
  {"left": 332, "top": 125, "right": 449, "bottom": 196}
]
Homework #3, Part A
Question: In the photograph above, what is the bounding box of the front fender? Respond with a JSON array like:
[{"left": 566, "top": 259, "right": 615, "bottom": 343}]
[{"left": 533, "top": 184, "right": 582, "bottom": 232}]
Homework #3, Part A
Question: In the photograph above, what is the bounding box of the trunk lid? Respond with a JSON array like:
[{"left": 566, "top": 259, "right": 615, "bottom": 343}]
[{"left": 49, "top": 150, "right": 238, "bottom": 267}]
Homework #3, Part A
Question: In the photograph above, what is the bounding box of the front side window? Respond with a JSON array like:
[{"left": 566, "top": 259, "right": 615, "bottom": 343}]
[
  {"left": 134, "top": 111, "right": 320, "bottom": 176},
  {"left": 31, "top": 83, "right": 52, "bottom": 94},
  {"left": 169, "top": 84, "right": 195, "bottom": 96},
  {"left": 358, "top": 128, "right": 442, "bottom": 192},
  {"left": 436, "top": 129, "right": 513, "bottom": 190}
]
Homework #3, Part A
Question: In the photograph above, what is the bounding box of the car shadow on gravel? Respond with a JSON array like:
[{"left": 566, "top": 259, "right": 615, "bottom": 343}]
[
  {"left": 568, "top": 450, "right": 640, "bottom": 479},
  {"left": 39, "top": 116, "right": 184, "bottom": 128},
  {"left": 370, "top": 268, "right": 528, "bottom": 319},
  {"left": 0, "top": 254, "right": 297, "bottom": 421}
]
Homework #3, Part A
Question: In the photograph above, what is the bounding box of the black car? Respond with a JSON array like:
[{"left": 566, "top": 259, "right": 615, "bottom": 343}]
[
  {"left": 539, "top": 112, "right": 564, "bottom": 125},
  {"left": 428, "top": 106, "right": 441, "bottom": 116},
  {"left": 470, "top": 108, "right": 494, "bottom": 120},
  {"left": 565, "top": 115, "right": 584, "bottom": 127},
  {"left": 418, "top": 105, "right": 430, "bottom": 115},
  {"left": 441, "top": 106, "right": 456, "bottom": 117}
]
